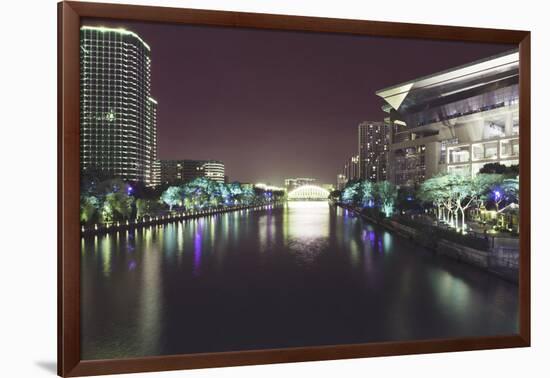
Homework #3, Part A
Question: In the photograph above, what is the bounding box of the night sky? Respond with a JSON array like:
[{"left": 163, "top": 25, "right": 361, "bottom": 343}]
[{"left": 84, "top": 18, "right": 514, "bottom": 185}]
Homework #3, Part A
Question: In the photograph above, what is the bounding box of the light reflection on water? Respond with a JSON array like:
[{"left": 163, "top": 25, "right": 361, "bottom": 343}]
[{"left": 81, "top": 201, "right": 518, "bottom": 360}]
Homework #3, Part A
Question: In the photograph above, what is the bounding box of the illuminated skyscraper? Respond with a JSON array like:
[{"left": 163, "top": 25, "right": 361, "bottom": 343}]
[
  {"left": 80, "top": 26, "right": 160, "bottom": 186},
  {"left": 358, "top": 121, "right": 389, "bottom": 182}
]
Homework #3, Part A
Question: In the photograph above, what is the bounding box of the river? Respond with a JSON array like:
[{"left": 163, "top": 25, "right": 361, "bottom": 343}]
[{"left": 81, "top": 201, "right": 518, "bottom": 360}]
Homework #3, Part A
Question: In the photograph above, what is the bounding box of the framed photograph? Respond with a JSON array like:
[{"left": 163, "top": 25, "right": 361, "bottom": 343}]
[{"left": 58, "top": 1, "right": 530, "bottom": 376}]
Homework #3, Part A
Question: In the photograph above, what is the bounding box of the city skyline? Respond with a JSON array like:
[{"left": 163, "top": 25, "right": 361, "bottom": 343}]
[{"left": 83, "top": 18, "right": 513, "bottom": 185}]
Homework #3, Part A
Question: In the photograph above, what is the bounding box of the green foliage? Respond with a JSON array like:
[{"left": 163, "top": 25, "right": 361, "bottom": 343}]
[
  {"left": 339, "top": 180, "right": 396, "bottom": 217},
  {"left": 80, "top": 195, "right": 99, "bottom": 224},
  {"left": 478, "top": 162, "right": 519, "bottom": 176},
  {"left": 374, "top": 181, "right": 398, "bottom": 217},
  {"left": 161, "top": 186, "right": 183, "bottom": 210},
  {"left": 136, "top": 198, "right": 160, "bottom": 218},
  {"left": 102, "top": 192, "right": 133, "bottom": 222},
  {"left": 81, "top": 177, "right": 284, "bottom": 225}
]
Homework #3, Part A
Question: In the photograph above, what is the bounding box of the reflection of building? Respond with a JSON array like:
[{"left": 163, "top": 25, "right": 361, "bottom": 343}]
[
  {"left": 358, "top": 121, "right": 389, "bottom": 182},
  {"left": 284, "top": 177, "right": 316, "bottom": 191},
  {"left": 160, "top": 159, "right": 225, "bottom": 184},
  {"left": 377, "top": 49, "right": 519, "bottom": 186},
  {"left": 80, "top": 26, "right": 160, "bottom": 186}
]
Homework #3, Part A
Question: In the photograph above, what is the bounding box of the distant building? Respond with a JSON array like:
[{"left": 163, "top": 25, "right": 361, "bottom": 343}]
[
  {"left": 80, "top": 26, "right": 159, "bottom": 186},
  {"left": 321, "top": 184, "right": 335, "bottom": 192},
  {"left": 336, "top": 174, "right": 347, "bottom": 190},
  {"left": 376, "top": 49, "right": 519, "bottom": 186},
  {"left": 358, "top": 121, "right": 389, "bottom": 182},
  {"left": 338, "top": 155, "right": 360, "bottom": 188},
  {"left": 284, "top": 177, "right": 316, "bottom": 191},
  {"left": 159, "top": 160, "right": 185, "bottom": 184},
  {"left": 160, "top": 160, "right": 225, "bottom": 184}
]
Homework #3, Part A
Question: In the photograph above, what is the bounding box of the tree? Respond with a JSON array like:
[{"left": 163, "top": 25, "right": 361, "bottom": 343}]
[
  {"left": 102, "top": 192, "right": 133, "bottom": 222},
  {"left": 329, "top": 189, "right": 342, "bottom": 202},
  {"left": 161, "top": 186, "right": 182, "bottom": 211},
  {"left": 451, "top": 174, "right": 501, "bottom": 232},
  {"left": 360, "top": 181, "right": 374, "bottom": 208},
  {"left": 80, "top": 195, "right": 100, "bottom": 224},
  {"left": 341, "top": 180, "right": 362, "bottom": 205},
  {"left": 136, "top": 198, "right": 160, "bottom": 218},
  {"left": 487, "top": 175, "right": 519, "bottom": 212},
  {"left": 479, "top": 162, "right": 519, "bottom": 176},
  {"left": 418, "top": 174, "right": 457, "bottom": 225},
  {"left": 374, "top": 181, "right": 398, "bottom": 217}
]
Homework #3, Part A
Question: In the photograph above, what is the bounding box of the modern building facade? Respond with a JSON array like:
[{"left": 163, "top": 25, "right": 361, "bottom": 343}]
[
  {"left": 376, "top": 49, "right": 519, "bottom": 187},
  {"left": 80, "top": 26, "right": 160, "bottom": 186},
  {"left": 160, "top": 159, "right": 225, "bottom": 184},
  {"left": 284, "top": 178, "right": 317, "bottom": 192},
  {"left": 358, "top": 121, "right": 389, "bottom": 182}
]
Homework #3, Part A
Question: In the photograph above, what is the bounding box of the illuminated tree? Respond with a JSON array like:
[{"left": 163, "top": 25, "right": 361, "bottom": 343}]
[
  {"left": 80, "top": 195, "right": 100, "bottom": 224},
  {"left": 374, "top": 181, "right": 398, "bottom": 217},
  {"left": 452, "top": 174, "right": 501, "bottom": 232},
  {"left": 488, "top": 176, "right": 519, "bottom": 212},
  {"left": 102, "top": 192, "right": 133, "bottom": 222},
  {"left": 341, "top": 181, "right": 361, "bottom": 205},
  {"left": 418, "top": 174, "right": 457, "bottom": 225},
  {"left": 161, "top": 186, "right": 182, "bottom": 211},
  {"left": 360, "top": 181, "right": 374, "bottom": 208}
]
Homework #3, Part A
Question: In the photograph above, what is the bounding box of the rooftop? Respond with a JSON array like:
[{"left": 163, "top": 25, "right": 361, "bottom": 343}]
[{"left": 376, "top": 49, "right": 519, "bottom": 112}]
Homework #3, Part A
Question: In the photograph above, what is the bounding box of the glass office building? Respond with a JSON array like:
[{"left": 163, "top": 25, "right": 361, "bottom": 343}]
[
  {"left": 80, "top": 26, "right": 160, "bottom": 186},
  {"left": 376, "top": 49, "right": 519, "bottom": 186}
]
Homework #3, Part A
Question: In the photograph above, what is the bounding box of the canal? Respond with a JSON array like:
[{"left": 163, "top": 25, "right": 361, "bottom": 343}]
[{"left": 81, "top": 201, "right": 518, "bottom": 360}]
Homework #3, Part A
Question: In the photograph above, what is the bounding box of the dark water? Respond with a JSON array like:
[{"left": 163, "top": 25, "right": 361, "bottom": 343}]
[{"left": 81, "top": 202, "right": 518, "bottom": 360}]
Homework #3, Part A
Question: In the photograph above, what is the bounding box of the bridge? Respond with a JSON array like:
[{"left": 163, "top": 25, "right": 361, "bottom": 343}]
[{"left": 287, "top": 185, "right": 330, "bottom": 201}]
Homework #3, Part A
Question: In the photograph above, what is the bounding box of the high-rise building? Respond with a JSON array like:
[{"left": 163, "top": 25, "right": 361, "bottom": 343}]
[
  {"left": 376, "top": 49, "right": 519, "bottom": 187},
  {"left": 284, "top": 178, "right": 316, "bottom": 192},
  {"left": 358, "top": 121, "right": 389, "bottom": 182},
  {"left": 80, "top": 26, "right": 160, "bottom": 186},
  {"left": 160, "top": 159, "right": 225, "bottom": 184}
]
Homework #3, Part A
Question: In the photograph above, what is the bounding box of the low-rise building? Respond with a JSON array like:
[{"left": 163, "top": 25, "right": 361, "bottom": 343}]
[{"left": 160, "top": 159, "right": 225, "bottom": 184}]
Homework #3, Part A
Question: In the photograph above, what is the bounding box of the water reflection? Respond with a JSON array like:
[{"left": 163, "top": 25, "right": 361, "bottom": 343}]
[{"left": 81, "top": 201, "right": 518, "bottom": 360}]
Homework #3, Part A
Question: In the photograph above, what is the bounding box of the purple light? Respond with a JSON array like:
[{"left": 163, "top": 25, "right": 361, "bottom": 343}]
[
  {"left": 193, "top": 221, "right": 203, "bottom": 277},
  {"left": 494, "top": 190, "right": 501, "bottom": 200}
]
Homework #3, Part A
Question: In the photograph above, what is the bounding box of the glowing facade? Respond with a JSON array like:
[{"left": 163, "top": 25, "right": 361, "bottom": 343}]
[
  {"left": 160, "top": 159, "right": 225, "bottom": 184},
  {"left": 287, "top": 185, "right": 330, "bottom": 201},
  {"left": 80, "top": 26, "right": 160, "bottom": 186},
  {"left": 377, "top": 49, "right": 519, "bottom": 186},
  {"left": 358, "top": 121, "right": 389, "bottom": 182},
  {"left": 284, "top": 178, "right": 317, "bottom": 192}
]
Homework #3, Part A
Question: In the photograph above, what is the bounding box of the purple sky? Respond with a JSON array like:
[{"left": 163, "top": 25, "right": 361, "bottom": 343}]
[{"left": 84, "top": 18, "right": 514, "bottom": 185}]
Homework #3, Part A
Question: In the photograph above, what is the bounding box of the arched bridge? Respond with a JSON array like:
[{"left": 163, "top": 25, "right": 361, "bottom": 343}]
[{"left": 287, "top": 185, "right": 330, "bottom": 201}]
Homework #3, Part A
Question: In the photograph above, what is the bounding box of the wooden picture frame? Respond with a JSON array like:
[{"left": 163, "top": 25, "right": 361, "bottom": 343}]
[{"left": 58, "top": 1, "right": 531, "bottom": 376}]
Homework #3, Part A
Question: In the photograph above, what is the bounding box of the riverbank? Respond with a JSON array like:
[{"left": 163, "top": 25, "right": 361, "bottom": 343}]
[
  {"left": 81, "top": 202, "right": 283, "bottom": 236},
  {"left": 337, "top": 203, "right": 519, "bottom": 283}
]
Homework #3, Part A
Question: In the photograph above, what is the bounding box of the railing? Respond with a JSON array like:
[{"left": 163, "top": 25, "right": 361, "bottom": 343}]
[{"left": 81, "top": 202, "right": 283, "bottom": 236}]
